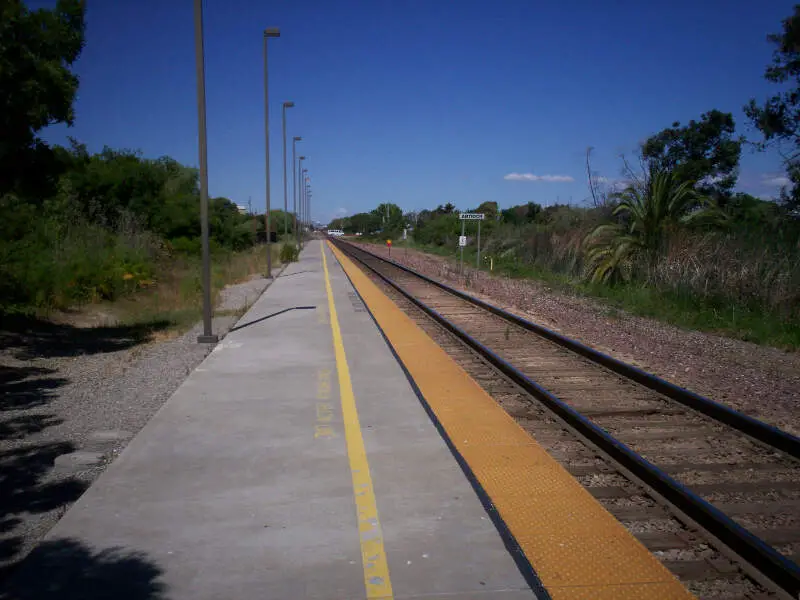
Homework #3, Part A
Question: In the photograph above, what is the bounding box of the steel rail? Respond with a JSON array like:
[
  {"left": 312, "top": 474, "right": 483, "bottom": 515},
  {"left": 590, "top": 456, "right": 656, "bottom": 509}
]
[
  {"left": 336, "top": 239, "right": 800, "bottom": 460},
  {"left": 332, "top": 238, "right": 800, "bottom": 598}
]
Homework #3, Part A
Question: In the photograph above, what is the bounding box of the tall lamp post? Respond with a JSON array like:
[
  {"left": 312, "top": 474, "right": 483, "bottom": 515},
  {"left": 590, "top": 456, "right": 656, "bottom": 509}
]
[
  {"left": 281, "top": 101, "right": 294, "bottom": 240},
  {"left": 193, "top": 0, "right": 217, "bottom": 343},
  {"left": 292, "top": 136, "right": 302, "bottom": 246},
  {"left": 302, "top": 168, "right": 309, "bottom": 237},
  {"left": 304, "top": 173, "right": 311, "bottom": 234},
  {"left": 263, "top": 27, "right": 280, "bottom": 278},
  {"left": 298, "top": 157, "right": 306, "bottom": 245}
]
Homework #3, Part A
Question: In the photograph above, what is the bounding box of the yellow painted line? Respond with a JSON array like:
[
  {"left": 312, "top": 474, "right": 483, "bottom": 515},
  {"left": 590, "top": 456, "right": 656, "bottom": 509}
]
[
  {"left": 321, "top": 243, "right": 393, "bottom": 599},
  {"left": 329, "top": 241, "right": 694, "bottom": 600}
]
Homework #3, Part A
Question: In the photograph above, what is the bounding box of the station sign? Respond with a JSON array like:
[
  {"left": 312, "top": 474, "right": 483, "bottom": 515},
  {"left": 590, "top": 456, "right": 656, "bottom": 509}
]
[{"left": 459, "top": 213, "right": 485, "bottom": 220}]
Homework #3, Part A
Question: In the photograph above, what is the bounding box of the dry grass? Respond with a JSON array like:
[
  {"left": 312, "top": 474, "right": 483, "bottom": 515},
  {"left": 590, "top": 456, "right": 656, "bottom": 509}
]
[
  {"left": 368, "top": 227, "right": 800, "bottom": 348},
  {"left": 481, "top": 223, "right": 799, "bottom": 326},
  {"left": 647, "top": 230, "right": 800, "bottom": 320},
  {"left": 61, "top": 244, "right": 278, "bottom": 334}
]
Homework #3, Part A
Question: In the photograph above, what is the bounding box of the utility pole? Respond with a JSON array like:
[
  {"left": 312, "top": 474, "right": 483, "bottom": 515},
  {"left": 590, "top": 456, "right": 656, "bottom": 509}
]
[
  {"left": 293, "top": 136, "right": 302, "bottom": 247},
  {"left": 281, "top": 101, "right": 294, "bottom": 239},
  {"left": 476, "top": 218, "right": 481, "bottom": 268},
  {"left": 193, "top": 0, "right": 217, "bottom": 344},
  {"left": 459, "top": 218, "right": 465, "bottom": 274},
  {"left": 263, "top": 27, "right": 280, "bottom": 278},
  {"left": 249, "top": 196, "right": 256, "bottom": 241},
  {"left": 298, "top": 156, "right": 306, "bottom": 247}
]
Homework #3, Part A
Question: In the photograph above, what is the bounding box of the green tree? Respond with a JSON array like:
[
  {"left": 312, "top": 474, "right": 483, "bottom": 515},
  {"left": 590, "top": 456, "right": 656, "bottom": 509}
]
[
  {"left": 435, "top": 202, "right": 456, "bottom": 215},
  {"left": 724, "top": 192, "right": 784, "bottom": 229},
  {"left": 536, "top": 204, "right": 582, "bottom": 230},
  {"left": 475, "top": 201, "right": 499, "bottom": 219},
  {"left": 584, "top": 168, "right": 720, "bottom": 283},
  {"left": 349, "top": 212, "right": 380, "bottom": 234},
  {"left": 268, "top": 210, "right": 295, "bottom": 238},
  {"left": 642, "top": 110, "right": 741, "bottom": 199},
  {"left": 414, "top": 213, "right": 461, "bottom": 246},
  {"left": 745, "top": 5, "right": 800, "bottom": 209},
  {"left": 501, "top": 202, "right": 542, "bottom": 225},
  {"left": 0, "top": 0, "right": 86, "bottom": 198},
  {"left": 327, "top": 216, "right": 349, "bottom": 231},
  {"left": 526, "top": 202, "right": 542, "bottom": 222},
  {"left": 372, "top": 203, "right": 403, "bottom": 233},
  {"left": 210, "top": 198, "right": 250, "bottom": 250}
]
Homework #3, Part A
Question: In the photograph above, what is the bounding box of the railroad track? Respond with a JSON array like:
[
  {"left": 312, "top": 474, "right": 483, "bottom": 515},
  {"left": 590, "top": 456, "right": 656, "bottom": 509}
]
[{"left": 332, "top": 238, "right": 800, "bottom": 600}]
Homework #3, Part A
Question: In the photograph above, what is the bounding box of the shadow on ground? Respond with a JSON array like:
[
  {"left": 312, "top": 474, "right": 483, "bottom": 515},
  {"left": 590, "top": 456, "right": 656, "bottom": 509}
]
[
  {"left": 0, "top": 364, "right": 88, "bottom": 584},
  {"left": 0, "top": 316, "right": 171, "bottom": 596},
  {"left": 0, "top": 442, "right": 86, "bottom": 522},
  {"left": 0, "top": 538, "right": 166, "bottom": 600},
  {"left": 1, "top": 367, "right": 68, "bottom": 413},
  {"left": 0, "top": 442, "right": 89, "bottom": 581},
  {"left": 0, "top": 314, "right": 171, "bottom": 360}
]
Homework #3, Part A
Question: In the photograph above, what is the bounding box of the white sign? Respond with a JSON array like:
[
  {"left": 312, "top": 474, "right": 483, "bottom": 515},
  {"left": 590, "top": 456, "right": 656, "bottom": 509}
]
[
  {"left": 459, "top": 213, "right": 485, "bottom": 220},
  {"left": 458, "top": 236, "right": 467, "bottom": 247}
]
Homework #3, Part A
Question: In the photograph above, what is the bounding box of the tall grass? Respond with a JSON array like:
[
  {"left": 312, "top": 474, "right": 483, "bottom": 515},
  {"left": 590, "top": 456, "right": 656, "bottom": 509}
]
[
  {"left": 646, "top": 230, "right": 800, "bottom": 321},
  {"left": 483, "top": 224, "right": 587, "bottom": 279},
  {"left": 413, "top": 219, "right": 800, "bottom": 348},
  {"left": 0, "top": 190, "right": 280, "bottom": 335},
  {"left": 95, "top": 244, "right": 278, "bottom": 332}
]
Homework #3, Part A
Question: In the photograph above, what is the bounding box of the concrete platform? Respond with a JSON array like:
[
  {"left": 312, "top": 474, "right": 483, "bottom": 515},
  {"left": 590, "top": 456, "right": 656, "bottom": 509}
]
[{"left": 3, "top": 240, "right": 538, "bottom": 600}]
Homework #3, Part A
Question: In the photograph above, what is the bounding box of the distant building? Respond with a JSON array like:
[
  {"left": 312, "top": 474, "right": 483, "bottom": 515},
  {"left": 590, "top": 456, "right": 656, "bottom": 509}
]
[{"left": 236, "top": 205, "right": 248, "bottom": 215}]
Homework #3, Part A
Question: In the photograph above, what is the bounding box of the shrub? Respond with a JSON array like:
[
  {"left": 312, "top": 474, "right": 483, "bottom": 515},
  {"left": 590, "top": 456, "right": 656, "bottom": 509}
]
[
  {"left": 0, "top": 205, "right": 161, "bottom": 310},
  {"left": 584, "top": 168, "right": 721, "bottom": 283},
  {"left": 279, "top": 242, "right": 299, "bottom": 263}
]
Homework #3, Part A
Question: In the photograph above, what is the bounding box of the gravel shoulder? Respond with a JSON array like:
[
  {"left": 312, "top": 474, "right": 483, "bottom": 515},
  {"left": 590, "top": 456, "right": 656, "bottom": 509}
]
[
  {"left": 0, "top": 273, "right": 272, "bottom": 582},
  {"left": 357, "top": 242, "right": 800, "bottom": 436}
]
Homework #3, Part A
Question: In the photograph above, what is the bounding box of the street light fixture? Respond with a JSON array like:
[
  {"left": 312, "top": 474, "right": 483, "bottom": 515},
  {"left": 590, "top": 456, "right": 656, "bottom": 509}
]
[
  {"left": 263, "top": 27, "right": 280, "bottom": 278},
  {"left": 193, "top": 0, "right": 217, "bottom": 343},
  {"left": 282, "top": 101, "right": 294, "bottom": 240}
]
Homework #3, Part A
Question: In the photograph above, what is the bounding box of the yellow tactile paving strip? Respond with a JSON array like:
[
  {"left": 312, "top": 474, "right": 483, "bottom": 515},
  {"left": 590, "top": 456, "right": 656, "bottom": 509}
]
[{"left": 329, "top": 242, "right": 696, "bottom": 600}]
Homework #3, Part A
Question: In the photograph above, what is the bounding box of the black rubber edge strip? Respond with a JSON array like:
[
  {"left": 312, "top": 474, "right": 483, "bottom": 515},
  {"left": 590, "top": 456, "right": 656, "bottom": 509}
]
[
  {"left": 327, "top": 242, "right": 553, "bottom": 600},
  {"left": 334, "top": 239, "right": 800, "bottom": 598},
  {"left": 337, "top": 240, "right": 800, "bottom": 460}
]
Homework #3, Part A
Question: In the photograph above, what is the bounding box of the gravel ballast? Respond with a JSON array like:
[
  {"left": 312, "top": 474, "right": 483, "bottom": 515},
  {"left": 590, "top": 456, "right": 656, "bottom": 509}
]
[
  {"left": 0, "top": 274, "right": 272, "bottom": 581},
  {"left": 355, "top": 242, "right": 800, "bottom": 436}
]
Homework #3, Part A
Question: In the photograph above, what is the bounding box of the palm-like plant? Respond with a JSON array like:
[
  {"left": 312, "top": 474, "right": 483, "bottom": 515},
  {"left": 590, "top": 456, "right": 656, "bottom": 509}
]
[{"left": 584, "top": 167, "right": 721, "bottom": 283}]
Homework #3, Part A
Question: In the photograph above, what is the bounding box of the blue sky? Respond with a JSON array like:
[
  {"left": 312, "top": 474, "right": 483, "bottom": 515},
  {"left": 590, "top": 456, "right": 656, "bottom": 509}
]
[{"left": 39, "top": 0, "right": 796, "bottom": 223}]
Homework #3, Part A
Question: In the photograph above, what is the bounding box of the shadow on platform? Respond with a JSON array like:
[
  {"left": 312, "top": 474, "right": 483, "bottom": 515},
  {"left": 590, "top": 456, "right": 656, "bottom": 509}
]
[
  {"left": 230, "top": 306, "right": 316, "bottom": 333},
  {"left": 0, "top": 538, "right": 166, "bottom": 600}
]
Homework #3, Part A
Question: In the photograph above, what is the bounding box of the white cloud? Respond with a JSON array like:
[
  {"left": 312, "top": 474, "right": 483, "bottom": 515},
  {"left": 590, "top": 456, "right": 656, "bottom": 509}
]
[
  {"left": 335, "top": 207, "right": 348, "bottom": 215},
  {"left": 504, "top": 173, "right": 574, "bottom": 182},
  {"left": 700, "top": 174, "right": 726, "bottom": 186},
  {"left": 609, "top": 180, "right": 631, "bottom": 191},
  {"left": 590, "top": 175, "right": 630, "bottom": 191},
  {"left": 762, "top": 174, "right": 790, "bottom": 187}
]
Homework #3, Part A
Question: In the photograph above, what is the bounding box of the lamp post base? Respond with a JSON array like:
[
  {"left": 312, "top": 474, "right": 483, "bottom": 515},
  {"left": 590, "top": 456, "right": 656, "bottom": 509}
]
[{"left": 197, "top": 334, "right": 219, "bottom": 344}]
